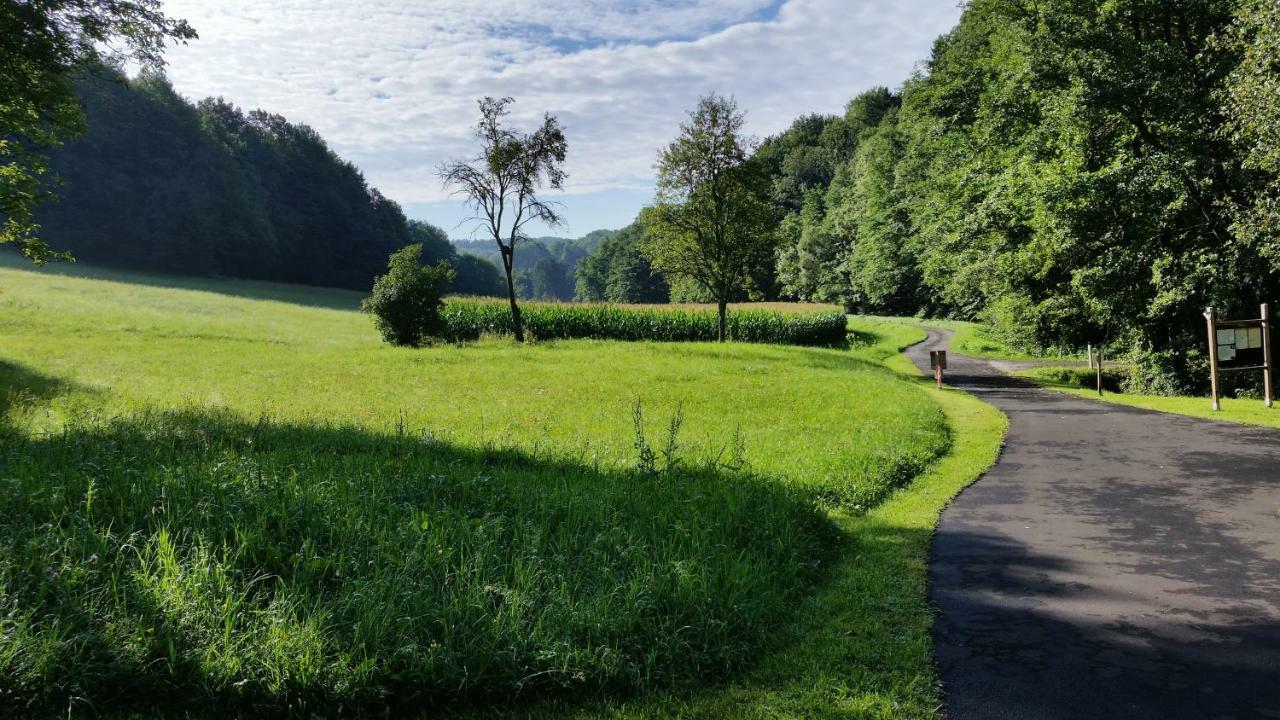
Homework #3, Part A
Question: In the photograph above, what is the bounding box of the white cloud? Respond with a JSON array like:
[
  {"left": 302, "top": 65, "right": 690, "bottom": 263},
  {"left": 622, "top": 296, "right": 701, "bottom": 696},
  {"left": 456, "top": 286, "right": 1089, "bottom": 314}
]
[{"left": 157, "top": 0, "right": 962, "bottom": 214}]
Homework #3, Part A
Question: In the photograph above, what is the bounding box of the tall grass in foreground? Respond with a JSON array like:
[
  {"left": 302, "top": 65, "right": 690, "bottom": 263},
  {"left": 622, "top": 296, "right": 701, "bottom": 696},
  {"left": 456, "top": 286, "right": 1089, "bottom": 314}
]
[
  {"left": 0, "top": 410, "right": 832, "bottom": 715},
  {"left": 524, "top": 346, "right": 1009, "bottom": 720},
  {"left": 442, "top": 300, "right": 848, "bottom": 346}
]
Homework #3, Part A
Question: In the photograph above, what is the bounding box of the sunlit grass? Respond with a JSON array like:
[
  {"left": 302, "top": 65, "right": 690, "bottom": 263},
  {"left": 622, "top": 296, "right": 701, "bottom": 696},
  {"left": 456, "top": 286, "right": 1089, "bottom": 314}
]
[
  {"left": 0, "top": 264, "right": 943, "bottom": 506},
  {"left": 507, "top": 323, "right": 1009, "bottom": 720}
]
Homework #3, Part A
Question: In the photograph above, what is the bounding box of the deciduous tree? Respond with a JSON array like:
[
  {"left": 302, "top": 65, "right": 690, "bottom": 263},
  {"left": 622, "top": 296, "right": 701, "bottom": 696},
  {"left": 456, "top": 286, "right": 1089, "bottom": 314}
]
[
  {"left": 640, "top": 94, "right": 774, "bottom": 341},
  {"left": 1, "top": 0, "right": 195, "bottom": 262}
]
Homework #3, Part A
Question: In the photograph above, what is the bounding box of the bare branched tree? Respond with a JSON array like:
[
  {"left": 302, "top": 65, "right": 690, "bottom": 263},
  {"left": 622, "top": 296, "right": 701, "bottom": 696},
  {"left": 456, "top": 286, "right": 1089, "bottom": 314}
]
[{"left": 438, "top": 97, "right": 567, "bottom": 342}]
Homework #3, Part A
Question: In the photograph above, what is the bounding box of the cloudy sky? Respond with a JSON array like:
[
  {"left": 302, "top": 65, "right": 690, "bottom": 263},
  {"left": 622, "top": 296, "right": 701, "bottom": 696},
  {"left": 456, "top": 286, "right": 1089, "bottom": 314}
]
[{"left": 157, "top": 0, "right": 963, "bottom": 238}]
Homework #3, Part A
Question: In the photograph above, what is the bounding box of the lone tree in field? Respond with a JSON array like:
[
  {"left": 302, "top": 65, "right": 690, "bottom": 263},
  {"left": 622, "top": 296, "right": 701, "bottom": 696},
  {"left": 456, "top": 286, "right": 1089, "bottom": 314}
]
[
  {"left": 439, "top": 97, "right": 567, "bottom": 342},
  {"left": 640, "top": 94, "right": 774, "bottom": 342},
  {"left": 1, "top": 0, "right": 196, "bottom": 263}
]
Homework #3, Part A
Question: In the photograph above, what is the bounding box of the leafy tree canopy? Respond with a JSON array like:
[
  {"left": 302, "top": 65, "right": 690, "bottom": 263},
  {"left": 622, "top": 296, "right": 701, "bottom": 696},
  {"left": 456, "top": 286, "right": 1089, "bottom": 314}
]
[
  {"left": 1, "top": 0, "right": 195, "bottom": 262},
  {"left": 640, "top": 94, "right": 776, "bottom": 340}
]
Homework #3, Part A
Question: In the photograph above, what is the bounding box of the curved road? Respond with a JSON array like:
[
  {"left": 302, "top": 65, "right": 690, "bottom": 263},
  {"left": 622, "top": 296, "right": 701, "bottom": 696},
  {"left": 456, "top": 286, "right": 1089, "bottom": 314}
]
[{"left": 908, "top": 328, "right": 1280, "bottom": 720}]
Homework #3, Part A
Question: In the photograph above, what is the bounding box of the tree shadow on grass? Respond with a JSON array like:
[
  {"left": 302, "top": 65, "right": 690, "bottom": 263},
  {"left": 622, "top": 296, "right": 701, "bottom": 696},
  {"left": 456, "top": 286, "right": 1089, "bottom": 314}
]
[
  {"left": 0, "top": 250, "right": 364, "bottom": 312},
  {"left": 0, "top": 400, "right": 840, "bottom": 719},
  {"left": 549, "top": 519, "right": 1280, "bottom": 720},
  {"left": 0, "top": 358, "right": 90, "bottom": 421},
  {"left": 502, "top": 516, "right": 954, "bottom": 720}
]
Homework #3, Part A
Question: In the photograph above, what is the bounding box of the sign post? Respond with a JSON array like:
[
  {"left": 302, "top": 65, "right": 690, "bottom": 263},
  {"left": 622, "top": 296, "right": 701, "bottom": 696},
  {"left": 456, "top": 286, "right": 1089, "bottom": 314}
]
[
  {"left": 1096, "top": 347, "right": 1104, "bottom": 397},
  {"left": 1204, "top": 304, "right": 1273, "bottom": 411},
  {"left": 1264, "top": 303, "right": 1274, "bottom": 408},
  {"left": 1206, "top": 307, "right": 1221, "bottom": 411},
  {"left": 930, "top": 350, "right": 947, "bottom": 389}
]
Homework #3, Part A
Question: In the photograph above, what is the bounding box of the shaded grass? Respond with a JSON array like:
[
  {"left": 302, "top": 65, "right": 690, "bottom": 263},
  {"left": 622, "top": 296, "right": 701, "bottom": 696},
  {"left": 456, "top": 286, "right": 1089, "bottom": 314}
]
[
  {"left": 0, "top": 408, "right": 834, "bottom": 716},
  {"left": 1019, "top": 365, "right": 1127, "bottom": 393},
  {"left": 1019, "top": 365, "right": 1280, "bottom": 430},
  {"left": 0, "top": 250, "right": 367, "bottom": 311}
]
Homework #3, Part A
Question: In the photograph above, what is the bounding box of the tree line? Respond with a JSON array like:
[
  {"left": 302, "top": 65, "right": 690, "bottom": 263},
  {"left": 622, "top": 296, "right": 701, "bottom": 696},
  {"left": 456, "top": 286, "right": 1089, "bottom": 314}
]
[
  {"left": 453, "top": 230, "right": 613, "bottom": 301},
  {"left": 9, "top": 0, "right": 1280, "bottom": 378},
  {"left": 760, "top": 0, "right": 1280, "bottom": 391},
  {"left": 567, "top": 0, "right": 1280, "bottom": 387},
  {"left": 23, "top": 70, "right": 499, "bottom": 293}
]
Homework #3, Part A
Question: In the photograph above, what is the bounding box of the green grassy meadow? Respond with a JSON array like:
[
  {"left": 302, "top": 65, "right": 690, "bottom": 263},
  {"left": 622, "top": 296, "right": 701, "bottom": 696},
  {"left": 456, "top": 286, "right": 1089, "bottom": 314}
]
[
  {"left": 0, "top": 261, "right": 1000, "bottom": 716},
  {"left": 525, "top": 352, "right": 1007, "bottom": 720},
  {"left": 947, "top": 323, "right": 1080, "bottom": 363}
]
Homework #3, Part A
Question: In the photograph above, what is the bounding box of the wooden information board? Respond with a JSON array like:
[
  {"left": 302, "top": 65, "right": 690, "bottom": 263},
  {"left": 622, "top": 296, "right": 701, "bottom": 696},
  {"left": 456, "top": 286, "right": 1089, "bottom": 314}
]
[{"left": 1204, "top": 304, "right": 1273, "bottom": 411}]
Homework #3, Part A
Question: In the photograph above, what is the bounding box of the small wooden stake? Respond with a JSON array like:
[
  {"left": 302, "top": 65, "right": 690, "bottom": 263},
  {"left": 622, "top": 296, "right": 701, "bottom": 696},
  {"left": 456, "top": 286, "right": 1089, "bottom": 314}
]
[
  {"left": 1206, "top": 307, "right": 1221, "bottom": 412},
  {"left": 935, "top": 364, "right": 944, "bottom": 389},
  {"left": 1096, "top": 348, "right": 1104, "bottom": 396}
]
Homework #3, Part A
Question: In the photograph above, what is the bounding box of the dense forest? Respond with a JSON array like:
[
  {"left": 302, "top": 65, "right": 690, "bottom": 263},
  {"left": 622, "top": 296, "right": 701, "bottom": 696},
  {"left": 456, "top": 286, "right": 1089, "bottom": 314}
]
[
  {"left": 573, "top": 223, "right": 670, "bottom": 303},
  {"left": 29, "top": 69, "right": 502, "bottom": 293},
  {"left": 779, "top": 0, "right": 1280, "bottom": 392},
  {"left": 574, "top": 0, "right": 1280, "bottom": 391}
]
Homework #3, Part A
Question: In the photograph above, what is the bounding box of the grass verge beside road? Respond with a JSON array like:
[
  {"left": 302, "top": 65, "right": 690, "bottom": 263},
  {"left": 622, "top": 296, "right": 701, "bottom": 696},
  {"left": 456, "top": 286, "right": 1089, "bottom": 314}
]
[
  {"left": 948, "top": 323, "right": 1080, "bottom": 363},
  {"left": 1019, "top": 366, "right": 1280, "bottom": 431}
]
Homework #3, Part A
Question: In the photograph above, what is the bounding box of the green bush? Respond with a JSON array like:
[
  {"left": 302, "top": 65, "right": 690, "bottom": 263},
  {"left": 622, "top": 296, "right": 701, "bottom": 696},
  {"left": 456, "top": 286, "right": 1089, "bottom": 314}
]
[
  {"left": 363, "top": 244, "right": 454, "bottom": 346},
  {"left": 1123, "top": 347, "right": 1205, "bottom": 396},
  {"left": 441, "top": 300, "right": 848, "bottom": 346},
  {"left": 1035, "top": 366, "right": 1129, "bottom": 394}
]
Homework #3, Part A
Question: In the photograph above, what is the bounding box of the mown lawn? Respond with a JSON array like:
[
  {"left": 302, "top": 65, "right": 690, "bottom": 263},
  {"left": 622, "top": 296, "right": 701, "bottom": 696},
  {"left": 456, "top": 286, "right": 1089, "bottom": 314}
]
[
  {"left": 947, "top": 323, "right": 1080, "bottom": 363},
  {"left": 0, "top": 263, "right": 970, "bottom": 717}
]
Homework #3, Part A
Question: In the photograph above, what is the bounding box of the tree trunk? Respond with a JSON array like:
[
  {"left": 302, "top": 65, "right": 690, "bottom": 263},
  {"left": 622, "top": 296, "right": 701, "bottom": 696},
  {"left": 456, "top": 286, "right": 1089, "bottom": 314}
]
[
  {"left": 717, "top": 298, "right": 728, "bottom": 343},
  {"left": 501, "top": 250, "right": 525, "bottom": 342}
]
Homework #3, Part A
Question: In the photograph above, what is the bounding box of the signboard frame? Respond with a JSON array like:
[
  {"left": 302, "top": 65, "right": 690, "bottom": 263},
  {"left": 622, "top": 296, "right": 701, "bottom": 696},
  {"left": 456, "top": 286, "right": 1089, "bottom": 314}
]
[{"left": 1204, "top": 304, "right": 1273, "bottom": 411}]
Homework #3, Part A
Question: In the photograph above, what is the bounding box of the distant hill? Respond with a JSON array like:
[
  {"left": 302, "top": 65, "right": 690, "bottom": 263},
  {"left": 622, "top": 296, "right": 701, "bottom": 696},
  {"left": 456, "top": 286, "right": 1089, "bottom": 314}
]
[
  {"left": 453, "top": 230, "right": 617, "bottom": 273},
  {"left": 452, "top": 229, "right": 620, "bottom": 301}
]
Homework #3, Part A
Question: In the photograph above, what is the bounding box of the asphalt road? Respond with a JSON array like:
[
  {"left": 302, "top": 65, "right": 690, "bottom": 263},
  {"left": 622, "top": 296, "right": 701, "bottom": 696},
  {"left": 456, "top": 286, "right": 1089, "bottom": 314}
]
[{"left": 908, "top": 328, "right": 1280, "bottom": 720}]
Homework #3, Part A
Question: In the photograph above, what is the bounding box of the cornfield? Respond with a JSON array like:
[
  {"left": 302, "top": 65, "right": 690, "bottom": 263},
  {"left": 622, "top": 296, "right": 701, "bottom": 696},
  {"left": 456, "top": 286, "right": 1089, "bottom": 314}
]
[{"left": 442, "top": 300, "right": 848, "bottom": 346}]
